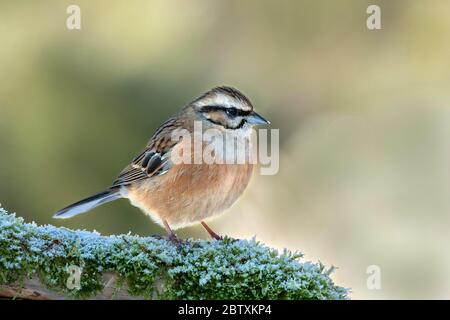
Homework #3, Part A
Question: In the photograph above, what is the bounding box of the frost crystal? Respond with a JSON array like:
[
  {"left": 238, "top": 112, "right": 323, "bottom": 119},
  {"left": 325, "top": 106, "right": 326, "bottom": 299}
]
[{"left": 0, "top": 208, "right": 348, "bottom": 299}]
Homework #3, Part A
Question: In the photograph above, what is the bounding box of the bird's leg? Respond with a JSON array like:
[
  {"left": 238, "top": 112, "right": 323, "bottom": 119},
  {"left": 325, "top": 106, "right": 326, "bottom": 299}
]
[
  {"left": 163, "top": 219, "right": 181, "bottom": 244},
  {"left": 201, "top": 221, "right": 223, "bottom": 240}
]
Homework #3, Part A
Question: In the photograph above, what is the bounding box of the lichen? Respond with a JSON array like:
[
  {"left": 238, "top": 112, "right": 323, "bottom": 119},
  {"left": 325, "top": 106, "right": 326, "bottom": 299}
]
[{"left": 0, "top": 208, "right": 348, "bottom": 299}]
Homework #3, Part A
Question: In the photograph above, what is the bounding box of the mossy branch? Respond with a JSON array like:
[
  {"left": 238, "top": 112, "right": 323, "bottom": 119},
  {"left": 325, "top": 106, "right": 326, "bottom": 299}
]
[{"left": 0, "top": 208, "right": 348, "bottom": 300}]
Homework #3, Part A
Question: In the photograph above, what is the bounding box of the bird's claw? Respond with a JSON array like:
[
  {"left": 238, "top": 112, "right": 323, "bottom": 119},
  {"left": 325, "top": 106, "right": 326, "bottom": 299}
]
[
  {"left": 168, "top": 233, "right": 184, "bottom": 246},
  {"left": 211, "top": 234, "right": 223, "bottom": 241}
]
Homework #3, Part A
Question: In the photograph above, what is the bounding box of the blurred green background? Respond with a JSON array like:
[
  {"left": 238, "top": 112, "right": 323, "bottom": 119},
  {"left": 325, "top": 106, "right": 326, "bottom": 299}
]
[{"left": 1, "top": 0, "right": 450, "bottom": 299}]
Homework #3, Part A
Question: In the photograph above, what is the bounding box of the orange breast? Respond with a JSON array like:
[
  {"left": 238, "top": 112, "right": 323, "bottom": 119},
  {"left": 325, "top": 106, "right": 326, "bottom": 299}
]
[{"left": 126, "top": 163, "right": 253, "bottom": 229}]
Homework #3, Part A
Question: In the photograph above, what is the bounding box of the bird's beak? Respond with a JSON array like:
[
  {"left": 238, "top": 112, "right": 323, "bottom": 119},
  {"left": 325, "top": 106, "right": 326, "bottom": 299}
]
[{"left": 247, "top": 111, "right": 270, "bottom": 125}]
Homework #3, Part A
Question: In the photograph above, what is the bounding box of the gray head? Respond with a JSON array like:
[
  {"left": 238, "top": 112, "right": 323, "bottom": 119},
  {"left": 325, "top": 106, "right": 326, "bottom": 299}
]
[{"left": 189, "top": 86, "right": 269, "bottom": 130}]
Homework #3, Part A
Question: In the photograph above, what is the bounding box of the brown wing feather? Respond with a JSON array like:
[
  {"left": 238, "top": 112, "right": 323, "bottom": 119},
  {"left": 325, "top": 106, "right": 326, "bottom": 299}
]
[{"left": 111, "top": 117, "right": 181, "bottom": 187}]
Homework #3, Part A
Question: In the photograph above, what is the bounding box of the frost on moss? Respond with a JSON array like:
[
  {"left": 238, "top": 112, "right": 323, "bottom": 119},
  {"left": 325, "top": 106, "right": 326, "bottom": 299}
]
[{"left": 0, "top": 208, "right": 348, "bottom": 299}]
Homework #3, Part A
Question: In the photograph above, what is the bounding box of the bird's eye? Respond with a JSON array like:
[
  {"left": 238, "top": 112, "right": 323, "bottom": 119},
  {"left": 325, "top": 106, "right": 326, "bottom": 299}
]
[{"left": 226, "top": 108, "right": 238, "bottom": 117}]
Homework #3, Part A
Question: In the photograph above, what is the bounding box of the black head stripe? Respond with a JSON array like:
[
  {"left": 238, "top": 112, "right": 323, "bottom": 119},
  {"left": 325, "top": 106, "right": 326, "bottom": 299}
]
[
  {"left": 192, "top": 86, "right": 254, "bottom": 112},
  {"left": 211, "top": 86, "right": 253, "bottom": 109},
  {"left": 201, "top": 105, "right": 251, "bottom": 117}
]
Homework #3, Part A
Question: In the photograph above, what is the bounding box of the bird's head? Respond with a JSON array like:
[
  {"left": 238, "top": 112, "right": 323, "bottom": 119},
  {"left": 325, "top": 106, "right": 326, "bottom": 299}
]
[{"left": 186, "top": 86, "right": 269, "bottom": 132}]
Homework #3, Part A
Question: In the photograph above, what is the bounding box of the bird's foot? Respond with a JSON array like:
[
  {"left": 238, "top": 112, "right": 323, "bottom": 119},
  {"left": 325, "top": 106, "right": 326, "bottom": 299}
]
[
  {"left": 201, "top": 221, "right": 223, "bottom": 241},
  {"left": 150, "top": 234, "right": 165, "bottom": 240},
  {"left": 168, "top": 233, "right": 184, "bottom": 246},
  {"left": 211, "top": 233, "right": 223, "bottom": 241}
]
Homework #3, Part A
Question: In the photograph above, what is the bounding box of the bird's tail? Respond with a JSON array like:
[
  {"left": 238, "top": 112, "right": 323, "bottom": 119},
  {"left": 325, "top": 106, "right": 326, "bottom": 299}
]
[{"left": 53, "top": 188, "right": 121, "bottom": 219}]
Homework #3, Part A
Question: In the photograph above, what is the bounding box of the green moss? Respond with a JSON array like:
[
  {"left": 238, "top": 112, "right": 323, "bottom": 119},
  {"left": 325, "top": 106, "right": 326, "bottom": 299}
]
[{"left": 0, "top": 208, "right": 348, "bottom": 299}]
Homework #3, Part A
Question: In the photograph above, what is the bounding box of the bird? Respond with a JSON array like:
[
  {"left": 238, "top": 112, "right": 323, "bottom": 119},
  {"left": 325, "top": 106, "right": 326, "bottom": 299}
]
[{"left": 53, "top": 86, "right": 269, "bottom": 241}]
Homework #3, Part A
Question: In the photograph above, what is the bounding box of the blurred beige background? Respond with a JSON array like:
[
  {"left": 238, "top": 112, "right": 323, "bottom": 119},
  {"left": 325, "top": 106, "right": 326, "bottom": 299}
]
[{"left": 1, "top": 0, "right": 450, "bottom": 299}]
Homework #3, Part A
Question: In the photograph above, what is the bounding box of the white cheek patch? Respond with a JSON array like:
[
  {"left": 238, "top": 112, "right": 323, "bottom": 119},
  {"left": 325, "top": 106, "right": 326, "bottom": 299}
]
[
  {"left": 205, "top": 125, "right": 253, "bottom": 164},
  {"left": 227, "top": 123, "right": 253, "bottom": 137}
]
